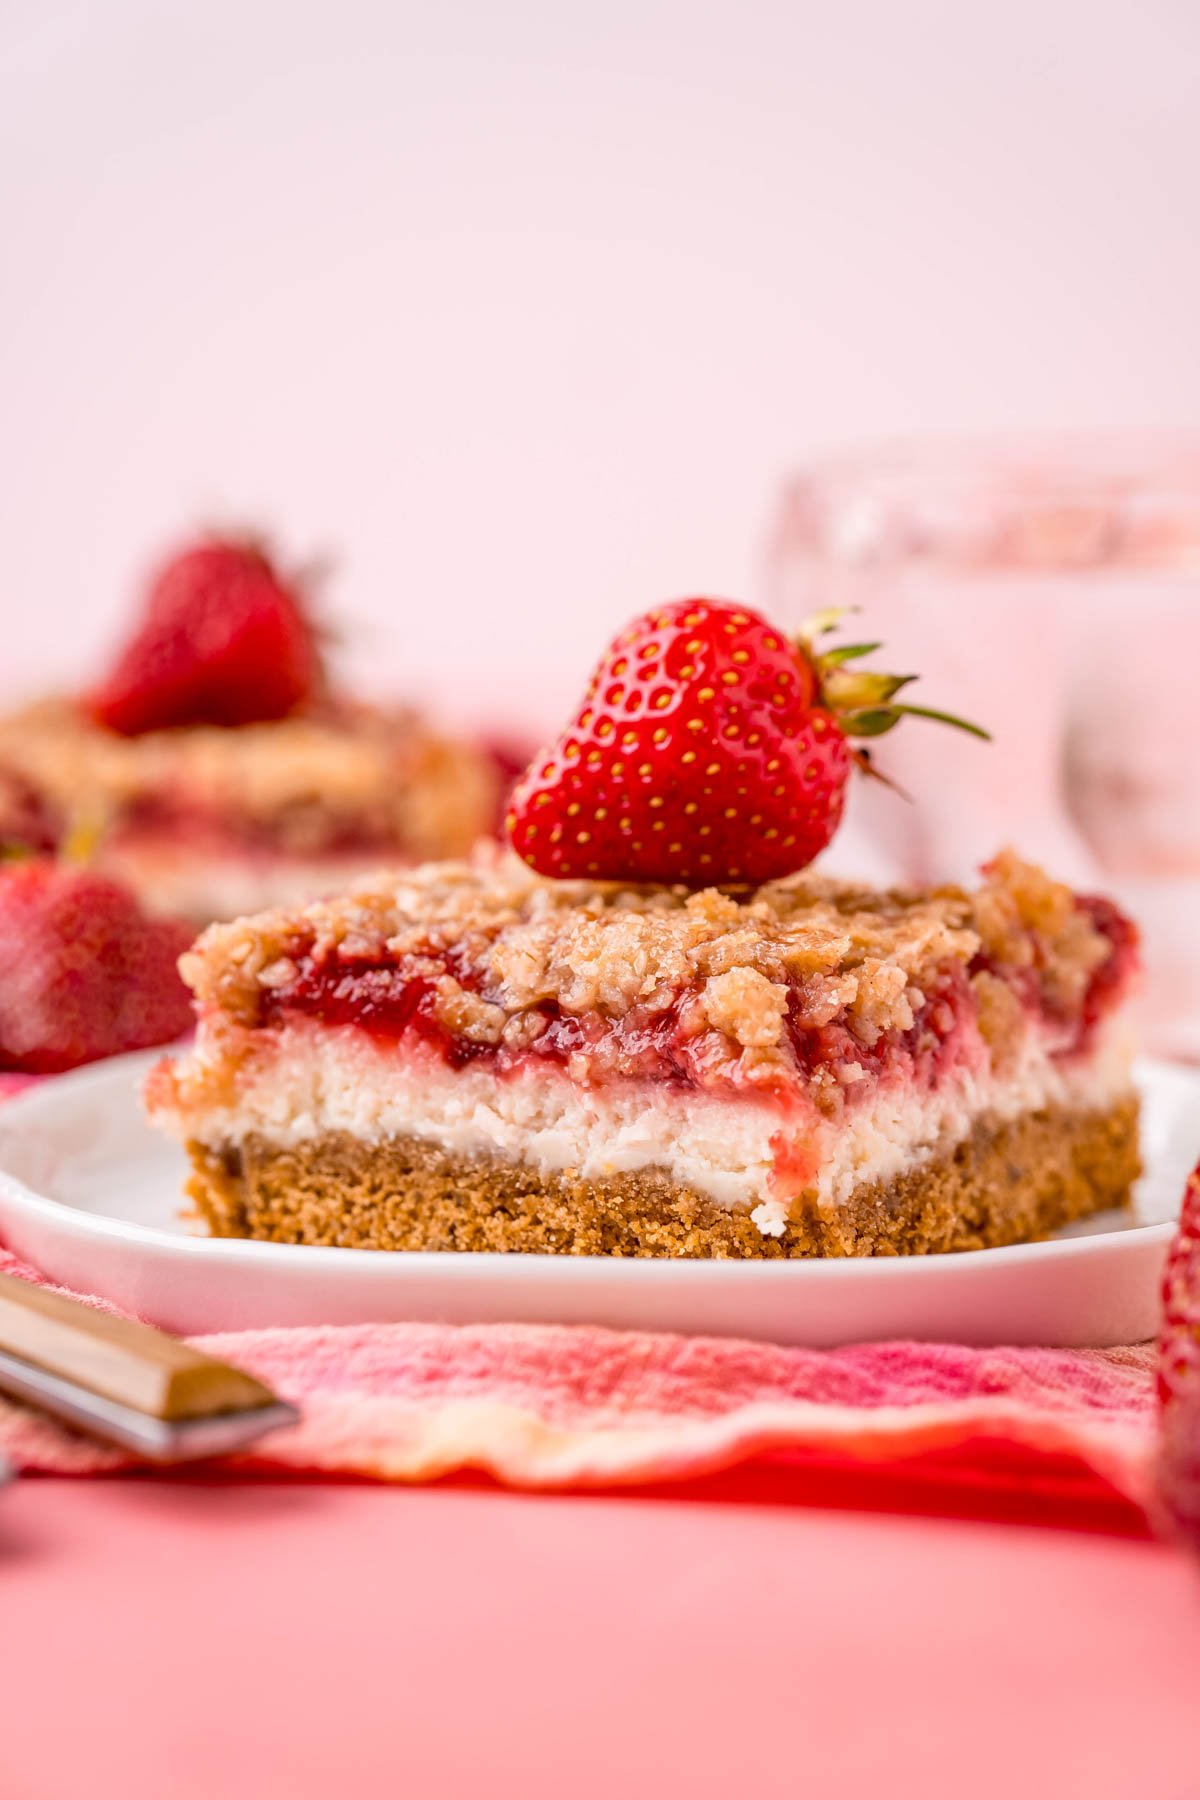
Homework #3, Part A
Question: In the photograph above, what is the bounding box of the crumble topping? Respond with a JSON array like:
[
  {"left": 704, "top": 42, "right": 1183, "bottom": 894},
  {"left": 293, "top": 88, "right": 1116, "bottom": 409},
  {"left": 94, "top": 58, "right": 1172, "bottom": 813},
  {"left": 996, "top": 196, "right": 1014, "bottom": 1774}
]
[
  {"left": 970, "top": 848, "right": 1111, "bottom": 1015},
  {"left": 969, "top": 968, "right": 1028, "bottom": 1074},
  {"left": 432, "top": 978, "right": 508, "bottom": 1045},
  {"left": 700, "top": 967, "right": 790, "bottom": 1049},
  {"left": 178, "top": 846, "right": 1125, "bottom": 1078}
]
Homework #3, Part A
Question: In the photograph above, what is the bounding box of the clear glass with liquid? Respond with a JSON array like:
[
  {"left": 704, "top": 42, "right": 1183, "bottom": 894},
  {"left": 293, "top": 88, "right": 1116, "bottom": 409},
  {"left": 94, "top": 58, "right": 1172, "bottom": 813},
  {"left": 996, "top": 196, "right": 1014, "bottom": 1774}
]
[{"left": 766, "top": 434, "right": 1200, "bottom": 1059}]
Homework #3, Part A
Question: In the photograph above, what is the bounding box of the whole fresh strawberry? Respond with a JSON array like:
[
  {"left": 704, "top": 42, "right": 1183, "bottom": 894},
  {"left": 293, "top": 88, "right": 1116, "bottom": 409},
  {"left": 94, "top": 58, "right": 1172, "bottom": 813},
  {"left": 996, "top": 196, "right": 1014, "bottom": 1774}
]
[
  {"left": 91, "top": 536, "right": 321, "bottom": 735},
  {"left": 1158, "top": 1162, "right": 1200, "bottom": 1549},
  {"left": 0, "top": 861, "right": 194, "bottom": 1073},
  {"left": 507, "top": 599, "right": 985, "bottom": 884}
]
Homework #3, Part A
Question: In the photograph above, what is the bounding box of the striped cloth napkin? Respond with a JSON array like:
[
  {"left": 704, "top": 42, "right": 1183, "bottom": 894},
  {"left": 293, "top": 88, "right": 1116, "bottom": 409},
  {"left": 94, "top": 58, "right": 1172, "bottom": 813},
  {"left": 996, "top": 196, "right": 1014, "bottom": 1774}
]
[{"left": 0, "top": 1241, "right": 1158, "bottom": 1533}]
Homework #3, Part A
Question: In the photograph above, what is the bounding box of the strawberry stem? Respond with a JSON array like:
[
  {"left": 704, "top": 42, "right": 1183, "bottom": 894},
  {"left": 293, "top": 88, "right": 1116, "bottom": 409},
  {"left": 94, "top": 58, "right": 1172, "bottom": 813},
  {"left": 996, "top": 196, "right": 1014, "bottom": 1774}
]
[
  {"left": 797, "top": 615, "right": 991, "bottom": 745},
  {"left": 887, "top": 702, "right": 991, "bottom": 740},
  {"left": 851, "top": 746, "right": 912, "bottom": 798},
  {"left": 819, "top": 640, "right": 883, "bottom": 666}
]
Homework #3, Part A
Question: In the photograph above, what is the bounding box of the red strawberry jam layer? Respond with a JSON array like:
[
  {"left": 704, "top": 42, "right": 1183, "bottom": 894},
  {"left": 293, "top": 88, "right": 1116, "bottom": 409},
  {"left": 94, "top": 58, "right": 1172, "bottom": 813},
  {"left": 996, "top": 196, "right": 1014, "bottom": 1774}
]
[
  {"left": 166, "top": 851, "right": 1138, "bottom": 1122},
  {"left": 0, "top": 768, "right": 60, "bottom": 856},
  {"left": 252, "top": 899, "right": 1133, "bottom": 1097},
  {"left": 109, "top": 796, "right": 414, "bottom": 861},
  {"left": 1075, "top": 896, "right": 1139, "bottom": 1046}
]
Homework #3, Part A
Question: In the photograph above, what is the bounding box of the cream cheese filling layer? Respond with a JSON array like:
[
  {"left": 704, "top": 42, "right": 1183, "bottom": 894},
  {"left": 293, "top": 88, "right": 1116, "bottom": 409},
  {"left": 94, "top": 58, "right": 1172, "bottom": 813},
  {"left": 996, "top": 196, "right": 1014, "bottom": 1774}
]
[{"left": 156, "top": 1018, "right": 1137, "bottom": 1234}]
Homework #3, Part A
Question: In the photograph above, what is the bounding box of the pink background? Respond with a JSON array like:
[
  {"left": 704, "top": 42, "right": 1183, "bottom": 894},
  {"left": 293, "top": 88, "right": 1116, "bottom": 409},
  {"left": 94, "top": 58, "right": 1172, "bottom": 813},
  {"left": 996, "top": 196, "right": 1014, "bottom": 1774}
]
[
  {"left": 3, "top": 0, "right": 1200, "bottom": 732},
  {"left": 3, "top": 18, "right": 1200, "bottom": 1785},
  {"left": 4, "top": 1477, "right": 1199, "bottom": 1799}
]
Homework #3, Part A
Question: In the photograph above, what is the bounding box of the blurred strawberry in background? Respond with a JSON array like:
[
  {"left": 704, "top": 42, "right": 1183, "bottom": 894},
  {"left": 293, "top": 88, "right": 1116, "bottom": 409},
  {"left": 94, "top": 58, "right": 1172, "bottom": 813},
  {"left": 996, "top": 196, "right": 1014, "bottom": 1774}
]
[
  {"left": 90, "top": 536, "right": 321, "bottom": 735},
  {"left": 0, "top": 861, "right": 193, "bottom": 1073}
]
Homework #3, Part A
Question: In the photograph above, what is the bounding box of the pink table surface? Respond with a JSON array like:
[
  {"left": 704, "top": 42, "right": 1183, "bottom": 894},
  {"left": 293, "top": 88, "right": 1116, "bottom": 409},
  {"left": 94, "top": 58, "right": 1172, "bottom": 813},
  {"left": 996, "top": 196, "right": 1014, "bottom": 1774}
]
[{"left": 3, "top": 1477, "right": 1198, "bottom": 1799}]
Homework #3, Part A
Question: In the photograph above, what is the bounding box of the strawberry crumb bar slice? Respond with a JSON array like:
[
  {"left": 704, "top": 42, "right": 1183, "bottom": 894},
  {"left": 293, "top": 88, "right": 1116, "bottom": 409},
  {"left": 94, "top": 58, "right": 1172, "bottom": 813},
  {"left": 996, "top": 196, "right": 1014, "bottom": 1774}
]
[
  {"left": 0, "top": 536, "right": 499, "bottom": 923},
  {"left": 146, "top": 850, "right": 1140, "bottom": 1257},
  {"left": 0, "top": 697, "right": 498, "bottom": 924}
]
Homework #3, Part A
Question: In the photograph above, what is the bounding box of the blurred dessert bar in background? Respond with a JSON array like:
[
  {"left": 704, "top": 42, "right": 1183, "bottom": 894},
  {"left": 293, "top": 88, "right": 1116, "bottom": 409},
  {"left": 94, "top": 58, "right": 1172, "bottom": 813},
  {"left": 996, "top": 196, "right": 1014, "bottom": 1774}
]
[{"left": 0, "top": 535, "right": 500, "bottom": 922}]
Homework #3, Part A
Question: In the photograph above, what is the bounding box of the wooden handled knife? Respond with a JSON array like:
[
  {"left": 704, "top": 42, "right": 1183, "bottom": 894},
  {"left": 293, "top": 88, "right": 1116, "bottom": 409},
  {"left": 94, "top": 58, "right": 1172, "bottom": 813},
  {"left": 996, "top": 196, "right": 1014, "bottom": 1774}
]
[{"left": 0, "top": 1270, "right": 298, "bottom": 1461}]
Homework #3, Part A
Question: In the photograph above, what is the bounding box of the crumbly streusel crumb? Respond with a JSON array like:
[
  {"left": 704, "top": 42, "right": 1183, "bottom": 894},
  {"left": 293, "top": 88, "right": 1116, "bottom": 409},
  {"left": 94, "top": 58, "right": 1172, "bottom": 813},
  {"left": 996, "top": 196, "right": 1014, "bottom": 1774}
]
[
  {"left": 972, "top": 848, "right": 1110, "bottom": 1011},
  {"left": 178, "top": 846, "right": 1115, "bottom": 1064},
  {"left": 700, "top": 967, "right": 790, "bottom": 1049}
]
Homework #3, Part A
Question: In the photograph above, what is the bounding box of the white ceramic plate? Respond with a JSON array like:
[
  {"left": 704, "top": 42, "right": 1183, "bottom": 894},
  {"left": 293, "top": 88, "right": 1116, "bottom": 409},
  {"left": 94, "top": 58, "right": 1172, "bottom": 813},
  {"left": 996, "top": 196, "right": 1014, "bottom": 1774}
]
[{"left": 0, "top": 1051, "right": 1192, "bottom": 1347}]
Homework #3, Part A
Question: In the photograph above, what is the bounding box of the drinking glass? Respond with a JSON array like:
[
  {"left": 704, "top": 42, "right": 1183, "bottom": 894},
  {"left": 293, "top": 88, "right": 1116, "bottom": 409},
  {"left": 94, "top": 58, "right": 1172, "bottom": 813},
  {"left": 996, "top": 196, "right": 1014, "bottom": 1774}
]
[{"left": 766, "top": 433, "right": 1200, "bottom": 1059}]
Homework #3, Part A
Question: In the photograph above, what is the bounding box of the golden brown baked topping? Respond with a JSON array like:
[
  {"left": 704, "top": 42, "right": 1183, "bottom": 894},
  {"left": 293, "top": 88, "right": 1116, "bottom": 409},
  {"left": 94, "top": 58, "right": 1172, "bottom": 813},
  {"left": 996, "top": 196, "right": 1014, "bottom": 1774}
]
[{"left": 179, "top": 846, "right": 1124, "bottom": 1066}]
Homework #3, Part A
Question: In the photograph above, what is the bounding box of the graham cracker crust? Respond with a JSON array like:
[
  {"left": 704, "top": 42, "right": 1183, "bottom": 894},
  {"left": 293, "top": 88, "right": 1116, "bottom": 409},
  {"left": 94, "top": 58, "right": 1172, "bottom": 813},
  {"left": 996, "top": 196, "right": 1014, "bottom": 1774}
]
[{"left": 184, "top": 1095, "right": 1139, "bottom": 1258}]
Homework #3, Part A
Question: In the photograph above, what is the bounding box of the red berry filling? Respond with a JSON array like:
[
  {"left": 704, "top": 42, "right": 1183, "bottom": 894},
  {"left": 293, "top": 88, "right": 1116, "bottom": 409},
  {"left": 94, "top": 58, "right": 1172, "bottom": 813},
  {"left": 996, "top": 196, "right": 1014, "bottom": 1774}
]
[
  {"left": 1076, "top": 895, "right": 1140, "bottom": 1050},
  {"left": 0, "top": 768, "right": 63, "bottom": 857},
  {"left": 252, "top": 903, "right": 1132, "bottom": 1095},
  {"left": 108, "top": 793, "right": 415, "bottom": 862}
]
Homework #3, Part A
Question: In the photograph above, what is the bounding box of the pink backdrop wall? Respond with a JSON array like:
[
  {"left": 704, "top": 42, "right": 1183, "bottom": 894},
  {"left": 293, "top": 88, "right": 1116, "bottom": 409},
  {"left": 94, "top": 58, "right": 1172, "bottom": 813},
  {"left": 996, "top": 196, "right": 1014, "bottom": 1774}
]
[{"left": 3, "top": 0, "right": 1199, "bottom": 733}]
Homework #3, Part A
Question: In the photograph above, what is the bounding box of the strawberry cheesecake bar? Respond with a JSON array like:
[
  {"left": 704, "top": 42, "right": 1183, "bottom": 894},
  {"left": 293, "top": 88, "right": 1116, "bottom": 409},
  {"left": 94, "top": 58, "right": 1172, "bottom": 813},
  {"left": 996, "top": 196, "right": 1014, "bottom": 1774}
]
[
  {"left": 0, "top": 698, "right": 498, "bottom": 923},
  {"left": 0, "top": 535, "right": 498, "bottom": 921},
  {"left": 147, "top": 849, "right": 1140, "bottom": 1258}
]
